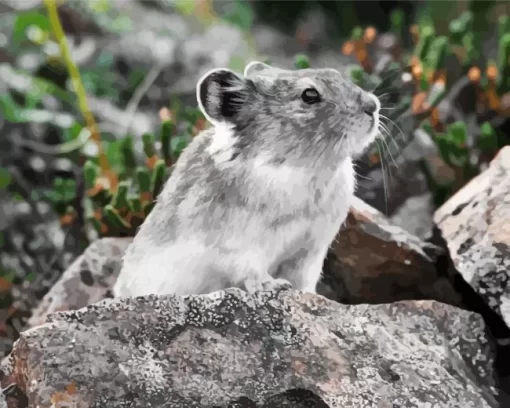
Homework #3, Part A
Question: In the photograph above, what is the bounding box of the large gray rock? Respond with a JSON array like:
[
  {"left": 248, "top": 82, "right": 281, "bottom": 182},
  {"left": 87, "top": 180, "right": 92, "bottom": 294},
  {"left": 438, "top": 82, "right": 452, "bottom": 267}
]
[
  {"left": 1, "top": 289, "right": 499, "bottom": 407},
  {"left": 27, "top": 237, "right": 132, "bottom": 328},
  {"left": 434, "top": 146, "right": 510, "bottom": 330}
]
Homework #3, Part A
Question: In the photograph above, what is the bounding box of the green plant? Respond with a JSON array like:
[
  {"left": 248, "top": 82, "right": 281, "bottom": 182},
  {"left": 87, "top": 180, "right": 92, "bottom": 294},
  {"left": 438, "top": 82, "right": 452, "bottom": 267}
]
[
  {"left": 339, "top": 8, "right": 510, "bottom": 206},
  {"left": 21, "top": 0, "right": 207, "bottom": 238},
  {"left": 294, "top": 54, "right": 311, "bottom": 69},
  {"left": 47, "top": 112, "right": 199, "bottom": 237}
]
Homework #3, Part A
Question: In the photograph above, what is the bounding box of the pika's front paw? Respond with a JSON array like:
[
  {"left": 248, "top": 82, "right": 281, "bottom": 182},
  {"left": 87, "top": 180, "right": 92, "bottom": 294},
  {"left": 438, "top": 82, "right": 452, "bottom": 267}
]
[{"left": 244, "top": 277, "right": 292, "bottom": 293}]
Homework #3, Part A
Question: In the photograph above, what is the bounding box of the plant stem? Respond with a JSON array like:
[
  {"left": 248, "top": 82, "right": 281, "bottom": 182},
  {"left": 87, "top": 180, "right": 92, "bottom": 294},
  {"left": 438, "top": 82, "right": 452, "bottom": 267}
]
[{"left": 43, "top": 0, "right": 110, "bottom": 176}]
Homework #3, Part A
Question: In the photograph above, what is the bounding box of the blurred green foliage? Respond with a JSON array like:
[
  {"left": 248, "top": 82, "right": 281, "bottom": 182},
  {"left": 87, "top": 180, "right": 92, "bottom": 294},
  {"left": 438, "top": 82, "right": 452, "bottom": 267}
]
[{"left": 337, "top": 5, "right": 510, "bottom": 206}]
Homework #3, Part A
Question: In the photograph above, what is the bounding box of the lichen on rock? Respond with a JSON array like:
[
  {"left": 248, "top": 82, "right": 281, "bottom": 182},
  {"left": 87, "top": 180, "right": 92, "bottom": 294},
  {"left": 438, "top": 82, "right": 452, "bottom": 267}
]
[
  {"left": 435, "top": 146, "right": 510, "bottom": 330},
  {"left": 1, "top": 289, "right": 499, "bottom": 407}
]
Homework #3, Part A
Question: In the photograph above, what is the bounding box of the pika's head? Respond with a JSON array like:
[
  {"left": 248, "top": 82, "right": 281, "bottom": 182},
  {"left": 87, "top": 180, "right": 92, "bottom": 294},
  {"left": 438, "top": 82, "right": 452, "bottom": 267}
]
[{"left": 197, "top": 61, "right": 380, "bottom": 167}]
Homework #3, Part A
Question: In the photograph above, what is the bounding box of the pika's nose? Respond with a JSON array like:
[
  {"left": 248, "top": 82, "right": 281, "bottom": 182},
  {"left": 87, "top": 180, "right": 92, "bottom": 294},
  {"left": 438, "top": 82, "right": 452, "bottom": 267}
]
[{"left": 363, "top": 98, "right": 378, "bottom": 117}]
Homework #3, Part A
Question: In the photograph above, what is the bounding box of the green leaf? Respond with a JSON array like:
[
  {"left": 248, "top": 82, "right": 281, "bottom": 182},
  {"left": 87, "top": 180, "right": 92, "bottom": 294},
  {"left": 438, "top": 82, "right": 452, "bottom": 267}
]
[
  {"left": 136, "top": 167, "right": 151, "bottom": 194},
  {"left": 112, "top": 181, "right": 130, "bottom": 211},
  {"left": 0, "top": 94, "right": 23, "bottom": 122},
  {"left": 390, "top": 9, "right": 404, "bottom": 34},
  {"left": 415, "top": 25, "right": 435, "bottom": 61},
  {"left": 151, "top": 159, "right": 167, "bottom": 198},
  {"left": 449, "top": 19, "right": 465, "bottom": 45},
  {"left": 62, "top": 179, "right": 77, "bottom": 203},
  {"left": 13, "top": 11, "right": 51, "bottom": 45},
  {"left": 142, "top": 133, "right": 156, "bottom": 158},
  {"left": 498, "top": 34, "right": 510, "bottom": 75},
  {"left": 25, "top": 271, "right": 37, "bottom": 283},
  {"left": 0, "top": 168, "right": 12, "bottom": 189},
  {"left": 171, "top": 135, "right": 191, "bottom": 157},
  {"left": 89, "top": 189, "right": 113, "bottom": 208},
  {"left": 128, "top": 196, "right": 142, "bottom": 213},
  {"left": 294, "top": 54, "right": 310, "bottom": 69},
  {"left": 434, "top": 132, "right": 451, "bottom": 165},
  {"left": 458, "top": 11, "right": 474, "bottom": 33},
  {"left": 350, "top": 26, "right": 363, "bottom": 41},
  {"left": 424, "top": 36, "right": 449, "bottom": 71},
  {"left": 106, "top": 139, "right": 126, "bottom": 171},
  {"left": 182, "top": 107, "right": 204, "bottom": 125},
  {"left": 499, "top": 16, "right": 510, "bottom": 40},
  {"left": 159, "top": 120, "right": 174, "bottom": 164},
  {"left": 121, "top": 136, "right": 137, "bottom": 170},
  {"left": 104, "top": 204, "right": 130, "bottom": 229},
  {"left": 479, "top": 122, "right": 498, "bottom": 152},
  {"left": 447, "top": 121, "right": 468, "bottom": 146},
  {"left": 223, "top": 0, "right": 254, "bottom": 31},
  {"left": 348, "top": 65, "right": 364, "bottom": 86},
  {"left": 84, "top": 160, "right": 99, "bottom": 190},
  {"left": 62, "top": 123, "right": 84, "bottom": 143},
  {"left": 174, "top": 0, "right": 196, "bottom": 15}
]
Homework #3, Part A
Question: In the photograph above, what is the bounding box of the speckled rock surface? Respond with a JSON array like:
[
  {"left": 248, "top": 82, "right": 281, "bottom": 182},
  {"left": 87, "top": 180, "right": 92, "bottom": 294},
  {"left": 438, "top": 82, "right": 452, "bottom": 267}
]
[
  {"left": 434, "top": 146, "right": 510, "bottom": 329},
  {"left": 27, "top": 237, "right": 132, "bottom": 328},
  {"left": 0, "top": 289, "right": 499, "bottom": 407},
  {"left": 321, "top": 197, "right": 462, "bottom": 306}
]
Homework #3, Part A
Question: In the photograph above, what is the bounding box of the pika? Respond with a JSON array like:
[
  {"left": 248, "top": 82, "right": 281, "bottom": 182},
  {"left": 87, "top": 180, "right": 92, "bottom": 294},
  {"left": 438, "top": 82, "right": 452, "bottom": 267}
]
[{"left": 113, "top": 61, "right": 380, "bottom": 298}]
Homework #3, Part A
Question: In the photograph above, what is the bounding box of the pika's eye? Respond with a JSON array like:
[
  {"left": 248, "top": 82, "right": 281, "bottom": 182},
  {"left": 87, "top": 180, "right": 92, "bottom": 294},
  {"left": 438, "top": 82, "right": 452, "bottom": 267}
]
[{"left": 301, "top": 88, "right": 321, "bottom": 104}]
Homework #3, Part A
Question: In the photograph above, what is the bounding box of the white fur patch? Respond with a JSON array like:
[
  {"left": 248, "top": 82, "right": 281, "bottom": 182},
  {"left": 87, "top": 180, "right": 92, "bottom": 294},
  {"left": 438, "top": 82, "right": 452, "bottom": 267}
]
[
  {"left": 251, "top": 154, "right": 311, "bottom": 198},
  {"left": 207, "top": 122, "right": 238, "bottom": 164}
]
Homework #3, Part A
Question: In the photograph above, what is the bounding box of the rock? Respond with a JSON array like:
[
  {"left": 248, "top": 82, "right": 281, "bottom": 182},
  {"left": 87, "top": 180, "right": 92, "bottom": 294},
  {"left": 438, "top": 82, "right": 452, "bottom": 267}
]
[
  {"left": 1, "top": 289, "right": 499, "bottom": 407},
  {"left": 27, "top": 238, "right": 132, "bottom": 328},
  {"left": 389, "top": 192, "right": 435, "bottom": 240},
  {"left": 434, "top": 146, "right": 510, "bottom": 330},
  {"left": 321, "top": 197, "right": 461, "bottom": 306}
]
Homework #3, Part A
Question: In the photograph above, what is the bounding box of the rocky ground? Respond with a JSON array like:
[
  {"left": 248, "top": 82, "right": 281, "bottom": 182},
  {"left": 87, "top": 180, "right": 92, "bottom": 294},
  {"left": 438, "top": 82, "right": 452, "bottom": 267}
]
[
  {"left": 1, "top": 1, "right": 510, "bottom": 407},
  {"left": 1, "top": 291, "right": 501, "bottom": 407}
]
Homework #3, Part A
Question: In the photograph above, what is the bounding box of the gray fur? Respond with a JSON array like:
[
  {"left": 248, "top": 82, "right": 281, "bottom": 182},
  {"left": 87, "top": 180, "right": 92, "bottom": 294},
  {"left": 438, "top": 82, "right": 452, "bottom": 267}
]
[{"left": 113, "top": 62, "right": 380, "bottom": 297}]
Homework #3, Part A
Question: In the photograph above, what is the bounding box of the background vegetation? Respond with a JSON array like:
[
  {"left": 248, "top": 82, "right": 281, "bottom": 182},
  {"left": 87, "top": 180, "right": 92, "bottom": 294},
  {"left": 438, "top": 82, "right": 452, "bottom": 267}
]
[{"left": 0, "top": 0, "right": 509, "bottom": 353}]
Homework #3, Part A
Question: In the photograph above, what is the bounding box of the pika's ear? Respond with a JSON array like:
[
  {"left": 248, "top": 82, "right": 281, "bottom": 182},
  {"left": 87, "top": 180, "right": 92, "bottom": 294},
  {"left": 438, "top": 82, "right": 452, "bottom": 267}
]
[
  {"left": 244, "top": 61, "right": 272, "bottom": 77},
  {"left": 196, "top": 68, "right": 249, "bottom": 125}
]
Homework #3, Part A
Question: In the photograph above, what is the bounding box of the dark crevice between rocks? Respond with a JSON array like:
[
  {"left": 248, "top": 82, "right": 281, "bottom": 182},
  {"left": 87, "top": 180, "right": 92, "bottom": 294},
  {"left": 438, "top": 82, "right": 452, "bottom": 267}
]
[
  {"left": 428, "top": 226, "right": 510, "bottom": 407},
  {"left": 3, "top": 384, "right": 29, "bottom": 408},
  {"left": 262, "top": 388, "right": 330, "bottom": 408},
  {"left": 217, "top": 388, "right": 329, "bottom": 408}
]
